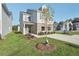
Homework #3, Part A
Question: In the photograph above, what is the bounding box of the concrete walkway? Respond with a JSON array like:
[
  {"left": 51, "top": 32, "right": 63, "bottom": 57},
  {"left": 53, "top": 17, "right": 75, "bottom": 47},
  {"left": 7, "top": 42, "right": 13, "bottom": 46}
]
[
  {"left": 47, "top": 34, "right": 79, "bottom": 45},
  {"left": 30, "top": 33, "right": 79, "bottom": 45}
]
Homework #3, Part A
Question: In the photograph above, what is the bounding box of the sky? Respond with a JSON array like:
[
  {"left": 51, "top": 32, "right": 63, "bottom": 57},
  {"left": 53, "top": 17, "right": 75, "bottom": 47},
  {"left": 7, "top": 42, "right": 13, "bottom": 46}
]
[{"left": 6, "top": 3, "right": 79, "bottom": 25}]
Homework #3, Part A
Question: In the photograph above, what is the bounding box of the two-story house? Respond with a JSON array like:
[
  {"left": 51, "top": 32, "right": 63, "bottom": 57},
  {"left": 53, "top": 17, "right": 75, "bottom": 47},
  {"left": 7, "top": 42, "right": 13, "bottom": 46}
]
[
  {"left": 72, "top": 18, "right": 79, "bottom": 31},
  {"left": 0, "top": 4, "right": 12, "bottom": 39},
  {"left": 63, "top": 20, "right": 73, "bottom": 31},
  {"left": 19, "top": 5, "right": 54, "bottom": 35}
]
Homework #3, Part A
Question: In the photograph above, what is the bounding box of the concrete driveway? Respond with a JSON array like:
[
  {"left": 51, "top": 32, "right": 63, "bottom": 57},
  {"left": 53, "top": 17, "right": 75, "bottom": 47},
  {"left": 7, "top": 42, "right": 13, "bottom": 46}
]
[
  {"left": 30, "top": 33, "right": 79, "bottom": 45},
  {"left": 47, "top": 34, "right": 79, "bottom": 45}
]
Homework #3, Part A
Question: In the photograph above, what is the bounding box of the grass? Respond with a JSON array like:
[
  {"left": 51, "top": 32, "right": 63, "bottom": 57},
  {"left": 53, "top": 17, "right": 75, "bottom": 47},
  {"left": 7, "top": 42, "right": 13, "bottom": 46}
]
[
  {"left": 55, "top": 31, "right": 79, "bottom": 35},
  {"left": 0, "top": 32, "right": 79, "bottom": 56},
  {"left": 68, "top": 31, "right": 79, "bottom": 35}
]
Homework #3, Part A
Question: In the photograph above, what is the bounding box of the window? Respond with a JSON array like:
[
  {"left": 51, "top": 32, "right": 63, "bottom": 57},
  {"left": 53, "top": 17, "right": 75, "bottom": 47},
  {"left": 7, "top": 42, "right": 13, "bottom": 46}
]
[
  {"left": 40, "top": 13, "right": 42, "bottom": 19},
  {"left": 28, "top": 17, "right": 31, "bottom": 21},
  {"left": 40, "top": 13, "right": 45, "bottom": 19},
  {"left": 24, "top": 15, "right": 27, "bottom": 21},
  {"left": 41, "top": 26, "right": 45, "bottom": 31},
  {"left": 48, "top": 27, "right": 51, "bottom": 30}
]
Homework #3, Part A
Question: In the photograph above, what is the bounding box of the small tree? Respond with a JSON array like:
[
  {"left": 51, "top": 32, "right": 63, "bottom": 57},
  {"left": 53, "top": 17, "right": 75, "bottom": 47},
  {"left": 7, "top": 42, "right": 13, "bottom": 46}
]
[
  {"left": 12, "top": 25, "right": 18, "bottom": 31},
  {"left": 42, "top": 5, "right": 54, "bottom": 44}
]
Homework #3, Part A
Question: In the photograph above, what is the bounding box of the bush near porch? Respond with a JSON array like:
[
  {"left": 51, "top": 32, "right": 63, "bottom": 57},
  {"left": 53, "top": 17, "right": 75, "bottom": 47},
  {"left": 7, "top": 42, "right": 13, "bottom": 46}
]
[{"left": 38, "top": 31, "right": 55, "bottom": 35}]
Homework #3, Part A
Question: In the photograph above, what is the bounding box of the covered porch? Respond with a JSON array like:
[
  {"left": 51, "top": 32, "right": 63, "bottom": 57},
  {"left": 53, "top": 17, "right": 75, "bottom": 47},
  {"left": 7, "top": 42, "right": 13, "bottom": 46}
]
[{"left": 23, "top": 22, "right": 34, "bottom": 35}]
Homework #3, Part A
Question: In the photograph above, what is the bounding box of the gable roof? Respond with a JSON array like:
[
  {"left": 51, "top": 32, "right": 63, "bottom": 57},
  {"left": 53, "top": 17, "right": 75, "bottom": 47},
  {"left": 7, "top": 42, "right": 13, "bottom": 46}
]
[
  {"left": 2, "top": 4, "right": 12, "bottom": 16},
  {"left": 39, "top": 4, "right": 48, "bottom": 11},
  {"left": 72, "top": 18, "right": 79, "bottom": 23}
]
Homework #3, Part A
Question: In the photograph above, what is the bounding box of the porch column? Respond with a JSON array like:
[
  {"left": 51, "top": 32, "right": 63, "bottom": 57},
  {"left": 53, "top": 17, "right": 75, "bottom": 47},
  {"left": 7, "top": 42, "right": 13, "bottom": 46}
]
[
  {"left": 23, "top": 24, "right": 26, "bottom": 35},
  {"left": 26, "top": 26, "right": 29, "bottom": 34}
]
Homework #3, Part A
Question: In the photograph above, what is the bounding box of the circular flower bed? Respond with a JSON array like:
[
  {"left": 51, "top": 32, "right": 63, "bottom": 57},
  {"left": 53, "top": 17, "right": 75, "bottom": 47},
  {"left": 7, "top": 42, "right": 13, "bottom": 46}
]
[{"left": 36, "top": 43, "right": 56, "bottom": 51}]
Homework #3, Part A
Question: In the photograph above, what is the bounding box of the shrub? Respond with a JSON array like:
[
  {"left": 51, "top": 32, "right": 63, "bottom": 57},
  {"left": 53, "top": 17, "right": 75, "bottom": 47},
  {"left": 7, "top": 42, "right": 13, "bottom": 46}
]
[
  {"left": 12, "top": 25, "right": 18, "bottom": 31},
  {"left": 38, "top": 31, "right": 54, "bottom": 35},
  {"left": 48, "top": 31, "right": 54, "bottom": 34},
  {"left": 38, "top": 32, "right": 45, "bottom": 35}
]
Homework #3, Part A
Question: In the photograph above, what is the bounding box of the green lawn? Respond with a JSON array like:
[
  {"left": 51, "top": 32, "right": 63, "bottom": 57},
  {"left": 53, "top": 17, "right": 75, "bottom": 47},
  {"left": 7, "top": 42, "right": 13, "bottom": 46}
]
[
  {"left": 55, "top": 31, "right": 79, "bottom": 35},
  {"left": 68, "top": 31, "right": 79, "bottom": 35},
  {"left": 0, "top": 32, "right": 79, "bottom": 56}
]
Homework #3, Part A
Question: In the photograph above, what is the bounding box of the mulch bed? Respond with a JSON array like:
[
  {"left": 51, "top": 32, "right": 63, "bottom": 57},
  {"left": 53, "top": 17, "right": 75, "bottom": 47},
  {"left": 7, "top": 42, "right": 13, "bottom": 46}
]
[
  {"left": 36, "top": 43, "right": 56, "bottom": 51},
  {"left": 25, "top": 34, "right": 36, "bottom": 39}
]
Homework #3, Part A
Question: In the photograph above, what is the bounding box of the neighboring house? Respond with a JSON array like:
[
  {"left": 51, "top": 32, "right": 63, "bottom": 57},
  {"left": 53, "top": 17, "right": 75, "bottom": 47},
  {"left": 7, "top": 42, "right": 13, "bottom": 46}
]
[
  {"left": 56, "top": 21, "right": 63, "bottom": 31},
  {"left": 63, "top": 20, "right": 73, "bottom": 31},
  {"left": 53, "top": 22, "right": 58, "bottom": 31},
  {"left": 0, "top": 4, "right": 12, "bottom": 39},
  {"left": 72, "top": 18, "right": 79, "bottom": 31},
  {"left": 60, "top": 18, "right": 79, "bottom": 32},
  {"left": 19, "top": 5, "right": 54, "bottom": 35}
]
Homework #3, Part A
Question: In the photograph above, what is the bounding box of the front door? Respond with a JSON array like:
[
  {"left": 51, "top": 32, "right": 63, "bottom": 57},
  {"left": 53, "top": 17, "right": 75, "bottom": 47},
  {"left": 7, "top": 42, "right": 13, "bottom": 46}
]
[{"left": 29, "top": 26, "right": 31, "bottom": 33}]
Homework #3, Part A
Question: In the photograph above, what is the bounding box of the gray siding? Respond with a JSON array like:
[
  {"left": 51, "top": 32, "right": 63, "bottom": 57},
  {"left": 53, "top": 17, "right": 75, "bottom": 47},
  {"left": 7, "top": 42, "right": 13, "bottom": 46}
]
[
  {"left": 19, "top": 12, "right": 24, "bottom": 33},
  {"left": 1, "top": 4, "right": 12, "bottom": 38},
  {"left": 0, "top": 4, "right": 2, "bottom": 36}
]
